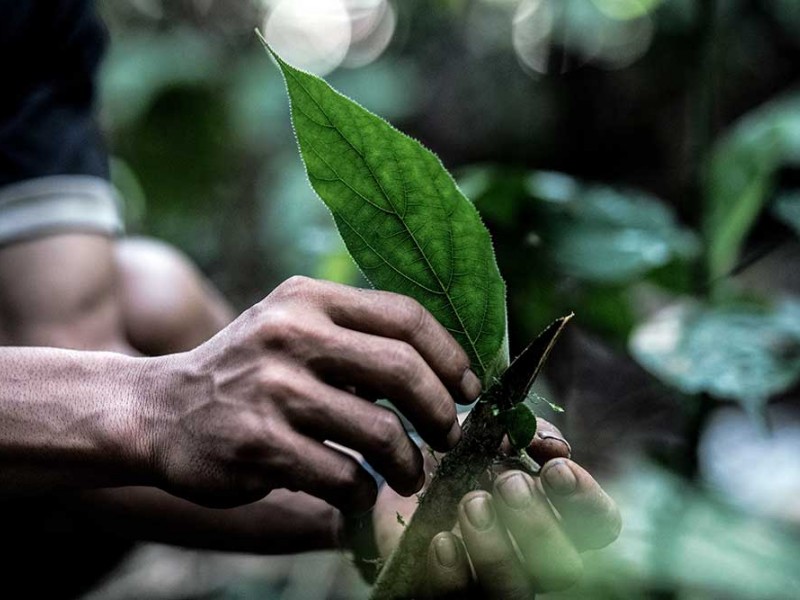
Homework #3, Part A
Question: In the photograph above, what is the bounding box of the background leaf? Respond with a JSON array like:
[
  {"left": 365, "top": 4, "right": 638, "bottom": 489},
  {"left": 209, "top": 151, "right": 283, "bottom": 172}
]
[
  {"left": 264, "top": 41, "right": 509, "bottom": 383},
  {"left": 629, "top": 299, "right": 800, "bottom": 414},
  {"left": 705, "top": 93, "right": 800, "bottom": 283},
  {"left": 526, "top": 172, "right": 700, "bottom": 285},
  {"left": 460, "top": 166, "right": 697, "bottom": 343}
]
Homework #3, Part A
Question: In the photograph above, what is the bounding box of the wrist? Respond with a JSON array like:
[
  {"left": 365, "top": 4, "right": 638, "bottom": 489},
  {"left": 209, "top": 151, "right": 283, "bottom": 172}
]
[{"left": 118, "top": 352, "right": 179, "bottom": 487}]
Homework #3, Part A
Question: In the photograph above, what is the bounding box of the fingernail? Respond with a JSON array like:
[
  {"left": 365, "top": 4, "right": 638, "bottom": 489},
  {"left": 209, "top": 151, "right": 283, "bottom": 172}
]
[
  {"left": 464, "top": 495, "right": 494, "bottom": 530},
  {"left": 538, "top": 432, "right": 572, "bottom": 458},
  {"left": 446, "top": 421, "right": 461, "bottom": 448},
  {"left": 460, "top": 369, "right": 482, "bottom": 402},
  {"left": 434, "top": 534, "right": 458, "bottom": 568},
  {"left": 543, "top": 460, "right": 577, "bottom": 496},
  {"left": 497, "top": 472, "right": 533, "bottom": 509}
]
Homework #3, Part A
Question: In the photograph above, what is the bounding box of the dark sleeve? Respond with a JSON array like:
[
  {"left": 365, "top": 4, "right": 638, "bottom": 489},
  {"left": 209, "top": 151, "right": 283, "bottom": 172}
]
[{"left": 0, "top": 0, "right": 109, "bottom": 187}]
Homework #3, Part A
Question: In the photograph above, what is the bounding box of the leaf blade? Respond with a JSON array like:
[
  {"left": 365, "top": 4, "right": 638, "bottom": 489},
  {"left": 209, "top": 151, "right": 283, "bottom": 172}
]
[
  {"left": 497, "top": 313, "right": 574, "bottom": 409},
  {"left": 263, "top": 38, "right": 509, "bottom": 382}
]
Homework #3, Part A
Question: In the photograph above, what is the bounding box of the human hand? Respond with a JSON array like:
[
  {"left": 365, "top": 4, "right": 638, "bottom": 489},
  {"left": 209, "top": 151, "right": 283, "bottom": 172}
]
[
  {"left": 373, "top": 420, "right": 621, "bottom": 599},
  {"left": 141, "top": 276, "right": 481, "bottom": 510}
]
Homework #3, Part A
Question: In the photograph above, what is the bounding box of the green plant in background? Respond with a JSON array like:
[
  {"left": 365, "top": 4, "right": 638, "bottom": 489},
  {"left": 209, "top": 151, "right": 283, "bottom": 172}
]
[
  {"left": 259, "top": 33, "right": 576, "bottom": 599},
  {"left": 459, "top": 156, "right": 800, "bottom": 421}
]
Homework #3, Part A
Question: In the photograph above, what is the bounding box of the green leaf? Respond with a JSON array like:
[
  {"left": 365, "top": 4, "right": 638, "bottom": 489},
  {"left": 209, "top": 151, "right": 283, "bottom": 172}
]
[
  {"left": 526, "top": 172, "right": 700, "bottom": 285},
  {"left": 501, "top": 403, "right": 538, "bottom": 450},
  {"left": 706, "top": 93, "right": 800, "bottom": 282},
  {"left": 261, "top": 36, "right": 509, "bottom": 383},
  {"left": 629, "top": 299, "right": 800, "bottom": 414},
  {"left": 462, "top": 166, "right": 698, "bottom": 287},
  {"left": 497, "top": 313, "right": 574, "bottom": 409}
]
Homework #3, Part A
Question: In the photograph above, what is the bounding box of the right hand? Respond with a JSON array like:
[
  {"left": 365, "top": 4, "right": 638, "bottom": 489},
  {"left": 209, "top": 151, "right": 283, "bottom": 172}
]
[{"left": 142, "top": 276, "right": 482, "bottom": 511}]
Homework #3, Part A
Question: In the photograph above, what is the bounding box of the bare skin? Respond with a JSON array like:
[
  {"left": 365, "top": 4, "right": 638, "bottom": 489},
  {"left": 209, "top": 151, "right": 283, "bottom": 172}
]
[{"left": 0, "top": 232, "right": 620, "bottom": 596}]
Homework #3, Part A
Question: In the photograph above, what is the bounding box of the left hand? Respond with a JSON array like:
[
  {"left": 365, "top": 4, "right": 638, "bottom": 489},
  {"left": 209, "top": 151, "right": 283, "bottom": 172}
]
[{"left": 373, "top": 419, "right": 621, "bottom": 599}]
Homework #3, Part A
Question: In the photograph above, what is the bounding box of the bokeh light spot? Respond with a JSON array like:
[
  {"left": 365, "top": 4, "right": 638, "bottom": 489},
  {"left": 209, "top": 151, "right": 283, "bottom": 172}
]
[{"left": 263, "top": 0, "right": 352, "bottom": 76}]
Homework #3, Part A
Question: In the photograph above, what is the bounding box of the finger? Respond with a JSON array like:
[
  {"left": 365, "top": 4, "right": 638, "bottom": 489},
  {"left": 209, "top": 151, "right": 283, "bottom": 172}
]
[
  {"left": 528, "top": 419, "right": 572, "bottom": 463},
  {"left": 319, "top": 282, "right": 482, "bottom": 404},
  {"left": 315, "top": 327, "right": 459, "bottom": 452},
  {"left": 458, "top": 491, "right": 533, "bottom": 599},
  {"left": 274, "top": 433, "right": 377, "bottom": 514},
  {"left": 287, "top": 378, "right": 424, "bottom": 496},
  {"left": 493, "top": 471, "right": 583, "bottom": 592},
  {"left": 540, "top": 459, "right": 622, "bottom": 551},
  {"left": 425, "top": 532, "right": 472, "bottom": 599}
]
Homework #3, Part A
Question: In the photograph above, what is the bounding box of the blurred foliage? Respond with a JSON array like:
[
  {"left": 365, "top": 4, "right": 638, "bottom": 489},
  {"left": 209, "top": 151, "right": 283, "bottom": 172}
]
[
  {"left": 459, "top": 165, "right": 697, "bottom": 344},
  {"left": 706, "top": 92, "right": 800, "bottom": 286},
  {"left": 556, "top": 461, "right": 800, "bottom": 600},
  {"left": 630, "top": 299, "right": 800, "bottom": 414},
  {"left": 773, "top": 190, "right": 800, "bottom": 236},
  {"left": 93, "top": 0, "right": 800, "bottom": 598}
]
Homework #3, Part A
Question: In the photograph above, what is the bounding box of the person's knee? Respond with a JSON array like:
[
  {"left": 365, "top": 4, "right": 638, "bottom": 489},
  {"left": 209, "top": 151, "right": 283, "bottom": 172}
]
[{"left": 115, "top": 237, "right": 234, "bottom": 355}]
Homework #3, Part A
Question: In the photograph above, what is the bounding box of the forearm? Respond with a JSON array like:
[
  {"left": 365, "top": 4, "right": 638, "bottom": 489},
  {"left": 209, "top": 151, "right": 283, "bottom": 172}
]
[
  {"left": 70, "top": 486, "right": 342, "bottom": 554},
  {"left": 0, "top": 347, "right": 152, "bottom": 495}
]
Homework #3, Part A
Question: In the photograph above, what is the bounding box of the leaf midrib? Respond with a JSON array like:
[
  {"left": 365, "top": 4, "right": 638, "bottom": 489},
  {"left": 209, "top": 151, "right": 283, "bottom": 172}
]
[{"left": 285, "top": 67, "right": 489, "bottom": 373}]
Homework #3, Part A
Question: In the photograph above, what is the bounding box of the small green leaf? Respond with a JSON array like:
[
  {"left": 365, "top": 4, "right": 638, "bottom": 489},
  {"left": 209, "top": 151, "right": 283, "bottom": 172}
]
[
  {"left": 525, "top": 391, "right": 565, "bottom": 414},
  {"left": 502, "top": 403, "right": 538, "bottom": 450},
  {"left": 396, "top": 512, "right": 407, "bottom": 527},
  {"left": 261, "top": 35, "right": 509, "bottom": 384},
  {"left": 630, "top": 299, "right": 800, "bottom": 414}
]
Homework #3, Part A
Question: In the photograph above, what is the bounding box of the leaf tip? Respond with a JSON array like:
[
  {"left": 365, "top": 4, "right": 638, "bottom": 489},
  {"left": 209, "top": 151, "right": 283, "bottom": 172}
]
[{"left": 254, "top": 28, "right": 285, "bottom": 68}]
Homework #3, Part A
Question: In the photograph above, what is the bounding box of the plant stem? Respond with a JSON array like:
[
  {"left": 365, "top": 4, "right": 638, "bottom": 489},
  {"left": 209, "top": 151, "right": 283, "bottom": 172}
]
[
  {"left": 370, "top": 316, "right": 572, "bottom": 599},
  {"left": 370, "top": 399, "right": 506, "bottom": 599},
  {"left": 695, "top": 0, "right": 722, "bottom": 295}
]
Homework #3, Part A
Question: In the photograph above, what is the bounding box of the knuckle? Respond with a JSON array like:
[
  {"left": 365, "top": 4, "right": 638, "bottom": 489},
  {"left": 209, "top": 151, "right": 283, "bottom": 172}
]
[
  {"left": 271, "top": 276, "right": 322, "bottom": 306},
  {"left": 387, "top": 341, "right": 419, "bottom": 380},
  {"left": 257, "top": 309, "right": 295, "bottom": 345},
  {"left": 372, "top": 412, "right": 407, "bottom": 456},
  {"left": 255, "top": 366, "right": 282, "bottom": 392},
  {"left": 279, "top": 275, "right": 313, "bottom": 295},
  {"left": 335, "top": 459, "right": 364, "bottom": 489},
  {"left": 259, "top": 311, "right": 326, "bottom": 353},
  {"left": 428, "top": 395, "right": 457, "bottom": 432},
  {"left": 398, "top": 296, "right": 427, "bottom": 336},
  {"left": 255, "top": 366, "right": 299, "bottom": 402}
]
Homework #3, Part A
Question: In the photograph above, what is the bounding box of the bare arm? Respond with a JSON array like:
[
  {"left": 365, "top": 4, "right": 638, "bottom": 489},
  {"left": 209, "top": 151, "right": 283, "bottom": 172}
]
[
  {"left": 0, "top": 233, "right": 480, "bottom": 553},
  {"left": 0, "top": 347, "right": 151, "bottom": 494}
]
